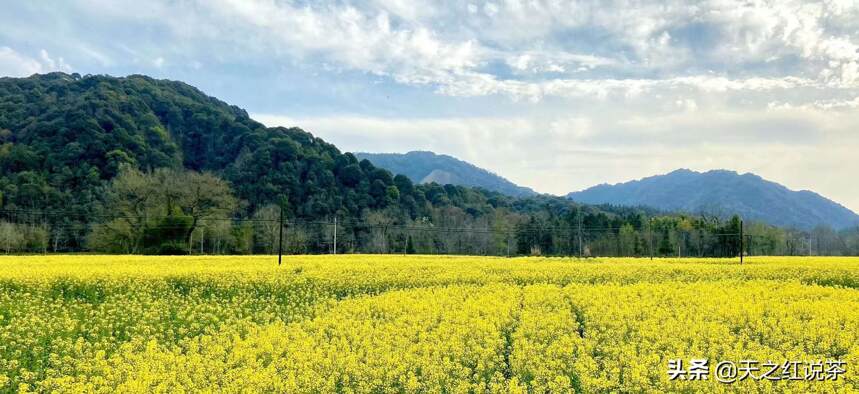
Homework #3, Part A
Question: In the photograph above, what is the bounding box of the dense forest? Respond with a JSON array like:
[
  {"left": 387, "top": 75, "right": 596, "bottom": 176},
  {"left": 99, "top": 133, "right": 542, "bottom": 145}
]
[{"left": 1, "top": 73, "right": 857, "bottom": 256}]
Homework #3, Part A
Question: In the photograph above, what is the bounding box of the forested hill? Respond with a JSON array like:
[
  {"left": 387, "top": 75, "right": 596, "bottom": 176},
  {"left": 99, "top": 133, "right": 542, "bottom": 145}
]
[
  {"left": 0, "top": 73, "right": 828, "bottom": 256},
  {"left": 568, "top": 169, "right": 859, "bottom": 230},
  {"left": 0, "top": 72, "right": 494, "bottom": 219},
  {"left": 0, "top": 72, "right": 582, "bottom": 252},
  {"left": 355, "top": 151, "right": 537, "bottom": 197}
]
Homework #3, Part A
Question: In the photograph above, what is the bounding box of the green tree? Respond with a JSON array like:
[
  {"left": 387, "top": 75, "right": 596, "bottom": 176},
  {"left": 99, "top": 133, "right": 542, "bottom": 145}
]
[
  {"left": 92, "top": 167, "right": 159, "bottom": 253},
  {"left": 618, "top": 224, "right": 637, "bottom": 256}
]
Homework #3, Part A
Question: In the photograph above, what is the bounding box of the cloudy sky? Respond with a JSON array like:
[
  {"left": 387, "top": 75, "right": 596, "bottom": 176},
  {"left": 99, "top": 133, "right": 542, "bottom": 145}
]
[{"left": 2, "top": 0, "right": 858, "bottom": 211}]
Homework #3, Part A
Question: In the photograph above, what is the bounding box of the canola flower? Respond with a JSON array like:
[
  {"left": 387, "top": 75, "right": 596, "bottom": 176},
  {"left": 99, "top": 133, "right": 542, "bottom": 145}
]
[{"left": 0, "top": 255, "right": 856, "bottom": 393}]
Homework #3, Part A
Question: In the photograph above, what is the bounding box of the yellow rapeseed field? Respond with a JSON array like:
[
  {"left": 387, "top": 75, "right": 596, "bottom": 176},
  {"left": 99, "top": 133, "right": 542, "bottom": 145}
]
[{"left": 0, "top": 255, "right": 856, "bottom": 393}]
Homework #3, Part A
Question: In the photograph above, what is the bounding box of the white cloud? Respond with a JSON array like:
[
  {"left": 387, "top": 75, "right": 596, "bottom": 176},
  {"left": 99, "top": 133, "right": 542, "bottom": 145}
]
[
  {"left": 768, "top": 96, "right": 859, "bottom": 110},
  {"left": 483, "top": 3, "right": 499, "bottom": 18},
  {"left": 549, "top": 117, "right": 594, "bottom": 139},
  {"left": 434, "top": 74, "right": 817, "bottom": 102},
  {"left": 17, "top": 0, "right": 857, "bottom": 103},
  {"left": 38, "top": 49, "right": 72, "bottom": 72},
  {"left": 0, "top": 47, "right": 43, "bottom": 76},
  {"left": 205, "top": 0, "right": 482, "bottom": 88},
  {"left": 675, "top": 99, "right": 698, "bottom": 112},
  {"left": 155, "top": 0, "right": 859, "bottom": 102},
  {"left": 0, "top": 47, "right": 71, "bottom": 77},
  {"left": 504, "top": 50, "right": 615, "bottom": 75}
]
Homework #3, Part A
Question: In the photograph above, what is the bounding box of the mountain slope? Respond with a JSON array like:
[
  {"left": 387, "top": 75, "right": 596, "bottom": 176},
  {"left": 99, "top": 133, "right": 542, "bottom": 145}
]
[
  {"left": 2, "top": 73, "right": 691, "bottom": 256},
  {"left": 355, "top": 151, "right": 537, "bottom": 197},
  {"left": 568, "top": 169, "right": 859, "bottom": 230},
  {"left": 0, "top": 72, "right": 509, "bottom": 223},
  {"left": 1, "top": 73, "right": 838, "bottom": 255}
]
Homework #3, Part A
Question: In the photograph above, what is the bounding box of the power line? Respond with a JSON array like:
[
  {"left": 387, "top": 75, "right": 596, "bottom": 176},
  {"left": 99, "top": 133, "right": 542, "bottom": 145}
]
[{"left": 0, "top": 208, "right": 761, "bottom": 238}]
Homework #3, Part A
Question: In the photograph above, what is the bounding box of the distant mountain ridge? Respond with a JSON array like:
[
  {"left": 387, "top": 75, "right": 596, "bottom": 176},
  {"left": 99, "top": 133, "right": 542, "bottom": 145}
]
[
  {"left": 567, "top": 169, "right": 859, "bottom": 230},
  {"left": 355, "top": 151, "right": 537, "bottom": 197}
]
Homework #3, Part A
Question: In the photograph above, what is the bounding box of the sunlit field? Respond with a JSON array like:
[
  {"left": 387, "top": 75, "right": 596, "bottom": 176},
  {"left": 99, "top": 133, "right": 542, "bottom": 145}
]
[{"left": 0, "top": 255, "right": 856, "bottom": 393}]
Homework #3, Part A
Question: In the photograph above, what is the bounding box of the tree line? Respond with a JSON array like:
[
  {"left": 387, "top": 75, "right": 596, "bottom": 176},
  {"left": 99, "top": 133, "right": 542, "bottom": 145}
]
[
  {"left": 1, "top": 73, "right": 857, "bottom": 257},
  {"left": 2, "top": 166, "right": 858, "bottom": 256}
]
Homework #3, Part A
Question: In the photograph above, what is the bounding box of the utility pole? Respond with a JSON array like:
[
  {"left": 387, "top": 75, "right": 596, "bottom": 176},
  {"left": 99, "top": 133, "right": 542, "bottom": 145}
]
[
  {"left": 739, "top": 219, "right": 744, "bottom": 264},
  {"left": 577, "top": 207, "right": 583, "bottom": 259},
  {"left": 506, "top": 232, "right": 511, "bottom": 257},
  {"left": 278, "top": 204, "right": 284, "bottom": 266},
  {"left": 333, "top": 216, "right": 337, "bottom": 255}
]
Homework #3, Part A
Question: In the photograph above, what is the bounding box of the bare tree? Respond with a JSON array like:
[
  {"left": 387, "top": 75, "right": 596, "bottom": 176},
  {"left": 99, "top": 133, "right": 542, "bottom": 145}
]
[
  {"left": 252, "top": 204, "right": 281, "bottom": 254},
  {"left": 175, "top": 170, "right": 238, "bottom": 252},
  {"left": 96, "top": 167, "right": 159, "bottom": 253},
  {"left": 0, "top": 222, "right": 24, "bottom": 254}
]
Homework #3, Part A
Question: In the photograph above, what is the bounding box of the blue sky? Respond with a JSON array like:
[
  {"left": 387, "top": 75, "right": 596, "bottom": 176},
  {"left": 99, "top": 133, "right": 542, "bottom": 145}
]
[{"left": 2, "top": 0, "right": 859, "bottom": 212}]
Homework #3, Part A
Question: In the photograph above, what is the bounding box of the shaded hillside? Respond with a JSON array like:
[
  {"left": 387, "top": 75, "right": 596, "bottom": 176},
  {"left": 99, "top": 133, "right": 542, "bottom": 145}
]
[
  {"left": 355, "top": 151, "right": 536, "bottom": 197},
  {"left": 0, "top": 73, "right": 508, "bottom": 222},
  {"left": 568, "top": 169, "right": 859, "bottom": 230}
]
